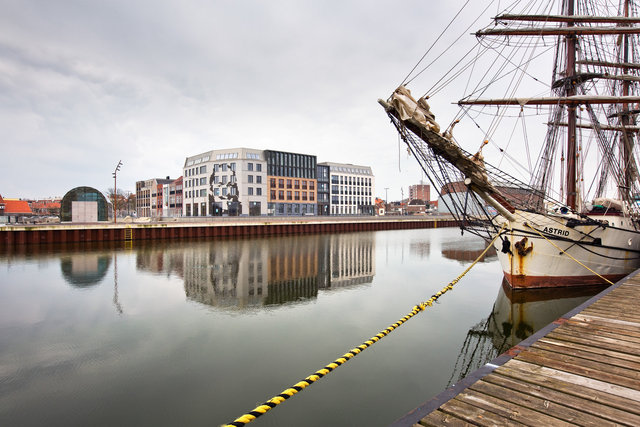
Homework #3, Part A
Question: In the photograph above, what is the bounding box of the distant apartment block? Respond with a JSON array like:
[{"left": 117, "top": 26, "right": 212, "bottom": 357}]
[
  {"left": 320, "top": 162, "right": 375, "bottom": 215},
  {"left": 409, "top": 184, "right": 430, "bottom": 202},
  {"left": 136, "top": 176, "right": 181, "bottom": 218}
]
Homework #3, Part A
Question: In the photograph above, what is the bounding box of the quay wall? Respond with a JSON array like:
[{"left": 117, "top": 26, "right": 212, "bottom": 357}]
[{"left": 0, "top": 217, "right": 460, "bottom": 247}]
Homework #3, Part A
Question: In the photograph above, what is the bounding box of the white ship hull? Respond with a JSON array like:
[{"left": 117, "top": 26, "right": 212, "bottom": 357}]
[{"left": 493, "top": 210, "right": 640, "bottom": 288}]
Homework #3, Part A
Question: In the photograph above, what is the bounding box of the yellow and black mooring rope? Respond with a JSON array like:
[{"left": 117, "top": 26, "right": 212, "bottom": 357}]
[{"left": 223, "top": 224, "right": 507, "bottom": 427}]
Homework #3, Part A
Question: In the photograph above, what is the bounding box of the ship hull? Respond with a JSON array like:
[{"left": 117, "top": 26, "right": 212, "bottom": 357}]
[{"left": 494, "top": 210, "right": 640, "bottom": 289}]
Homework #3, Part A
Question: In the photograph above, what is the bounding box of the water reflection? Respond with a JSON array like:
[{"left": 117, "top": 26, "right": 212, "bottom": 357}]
[
  {"left": 441, "top": 239, "right": 497, "bottom": 263},
  {"left": 447, "top": 279, "right": 605, "bottom": 385},
  {"left": 60, "top": 253, "right": 111, "bottom": 288},
  {"left": 135, "top": 233, "right": 375, "bottom": 309}
]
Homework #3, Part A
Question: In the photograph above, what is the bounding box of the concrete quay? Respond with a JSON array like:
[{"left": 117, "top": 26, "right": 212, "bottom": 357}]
[{"left": 0, "top": 216, "right": 458, "bottom": 247}]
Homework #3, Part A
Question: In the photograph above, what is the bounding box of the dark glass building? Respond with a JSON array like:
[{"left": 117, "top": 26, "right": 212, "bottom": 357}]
[
  {"left": 264, "top": 150, "right": 318, "bottom": 216},
  {"left": 61, "top": 186, "right": 109, "bottom": 222},
  {"left": 316, "top": 164, "right": 330, "bottom": 215}
]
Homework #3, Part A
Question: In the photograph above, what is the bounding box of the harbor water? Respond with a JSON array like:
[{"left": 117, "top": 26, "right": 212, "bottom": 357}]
[{"left": 0, "top": 228, "right": 603, "bottom": 426}]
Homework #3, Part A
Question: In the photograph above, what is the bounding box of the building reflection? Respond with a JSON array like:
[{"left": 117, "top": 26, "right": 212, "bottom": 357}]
[
  {"left": 135, "top": 233, "right": 375, "bottom": 309},
  {"left": 60, "top": 253, "right": 112, "bottom": 288},
  {"left": 446, "top": 279, "right": 604, "bottom": 386},
  {"left": 441, "top": 240, "right": 497, "bottom": 263}
]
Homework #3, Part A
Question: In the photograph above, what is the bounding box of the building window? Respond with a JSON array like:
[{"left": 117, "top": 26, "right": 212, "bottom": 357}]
[
  {"left": 279, "top": 179, "right": 284, "bottom": 188},
  {"left": 230, "top": 163, "right": 236, "bottom": 171},
  {"left": 256, "top": 188, "right": 262, "bottom": 196},
  {"left": 222, "top": 188, "right": 228, "bottom": 196},
  {"left": 222, "top": 176, "right": 228, "bottom": 184},
  {"left": 222, "top": 164, "right": 227, "bottom": 172},
  {"left": 214, "top": 164, "right": 219, "bottom": 172},
  {"left": 302, "top": 192, "right": 307, "bottom": 201},
  {"left": 287, "top": 179, "right": 292, "bottom": 189},
  {"left": 248, "top": 163, "right": 254, "bottom": 171},
  {"left": 214, "top": 188, "right": 220, "bottom": 196},
  {"left": 270, "top": 178, "right": 276, "bottom": 187},
  {"left": 287, "top": 191, "right": 292, "bottom": 200},
  {"left": 310, "top": 193, "right": 315, "bottom": 201},
  {"left": 256, "top": 164, "right": 262, "bottom": 172},
  {"left": 200, "top": 189, "right": 207, "bottom": 197},
  {"left": 200, "top": 165, "right": 206, "bottom": 174},
  {"left": 294, "top": 191, "right": 300, "bottom": 200},
  {"left": 294, "top": 180, "right": 300, "bottom": 189},
  {"left": 200, "top": 177, "right": 206, "bottom": 185},
  {"left": 248, "top": 175, "right": 254, "bottom": 183},
  {"left": 256, "top": 176, "right": 262, "bottom": 184},
  {"left": 302, "top": 181, "right": 307, "bottom": 190},
  {"left": 279, "top": 190, "right": 284, "bottom": 199},
  {"left": 271, "top": 190, "right": 276, "bottom": 199},
  {"left": 248, "top": 187, "right": 254, "bottom": 195}
]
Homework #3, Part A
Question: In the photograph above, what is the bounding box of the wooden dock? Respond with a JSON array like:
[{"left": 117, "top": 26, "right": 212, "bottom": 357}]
[{"left": 393, "top": 272, "right": 640, "bottom": 426}]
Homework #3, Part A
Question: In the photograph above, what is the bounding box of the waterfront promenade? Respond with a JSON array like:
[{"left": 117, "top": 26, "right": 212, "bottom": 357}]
[
  {"left": 0, "top": 215, "right": 458, "bottom": 246},
  {"left": 392, "top": 271, "right": 640, "bottom": 426}
]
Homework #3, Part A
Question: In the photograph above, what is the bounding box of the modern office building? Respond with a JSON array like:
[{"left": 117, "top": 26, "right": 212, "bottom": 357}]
[
  {"left": 183, "top": 148, "right": 267, "bottom": 216},
  {"left": 319, "top": 162, "right": 375, "bottom": 215},
  {"left": 264, "top": 150, "right": 317, "bottom": 216}
]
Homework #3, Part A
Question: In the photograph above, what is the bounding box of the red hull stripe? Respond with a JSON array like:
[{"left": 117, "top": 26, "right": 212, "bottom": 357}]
[{"left": 503, "top": 272, "right": 626, "bottom": 289}]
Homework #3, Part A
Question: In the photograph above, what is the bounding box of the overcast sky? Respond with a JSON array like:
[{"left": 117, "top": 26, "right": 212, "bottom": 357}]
[{"left": 1, "top": 0, "right": 497, "bottom": 201}]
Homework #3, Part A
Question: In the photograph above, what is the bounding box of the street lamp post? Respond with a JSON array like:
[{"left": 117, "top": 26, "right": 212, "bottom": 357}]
[
  {"left": 384, "top": 187, "right": 389, "bottom": 215},
  {"left": 113, "top": 160, "right": 122, "bottom": 223}
]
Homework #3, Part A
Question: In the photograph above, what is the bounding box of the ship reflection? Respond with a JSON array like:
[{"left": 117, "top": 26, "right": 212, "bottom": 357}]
[
  {"left": 135, "top": 233, "right": 375, "bottom": 309},
  {"left": 447, "top": 279, "right": 605, "bottom": 386}
]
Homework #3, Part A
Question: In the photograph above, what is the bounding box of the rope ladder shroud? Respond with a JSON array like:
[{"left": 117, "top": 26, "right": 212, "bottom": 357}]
[{"left": 223, "top": 224, "right": 507, "bottom": 427}]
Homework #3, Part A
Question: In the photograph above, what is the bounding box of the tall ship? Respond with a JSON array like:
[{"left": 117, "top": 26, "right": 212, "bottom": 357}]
[{"left": 380, "top": 0, "right": 640, "bottom": 288}]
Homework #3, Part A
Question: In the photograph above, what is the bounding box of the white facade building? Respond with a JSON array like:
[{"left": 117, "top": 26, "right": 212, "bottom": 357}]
[
  {"left": 183, "top": 148, "right": 267, "bottom": 216},
  {"left": 319, "top": 162, "right": 375, "bottom": 215}
]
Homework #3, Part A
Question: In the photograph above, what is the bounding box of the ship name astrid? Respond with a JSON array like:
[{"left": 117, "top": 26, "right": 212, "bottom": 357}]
[{"left": 542, "top": 227, "right": 570, "bottom": 237}]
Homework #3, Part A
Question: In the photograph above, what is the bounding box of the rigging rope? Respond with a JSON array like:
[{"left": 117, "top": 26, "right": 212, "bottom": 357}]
[
  {"left": 400, "top": 0, "right": 472, "bottom": 87},
  {"left": 223, "top": 224, "right": 507, "bottom": 427}
]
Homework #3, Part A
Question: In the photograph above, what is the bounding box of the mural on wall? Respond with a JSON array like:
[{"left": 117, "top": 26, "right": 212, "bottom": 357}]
[{"left": 209, "top": 164, "right": 242, "bottom": 216}]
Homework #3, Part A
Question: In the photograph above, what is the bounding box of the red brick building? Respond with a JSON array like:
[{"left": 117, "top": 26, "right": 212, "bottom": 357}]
[{"left": 409, "top": 184, "right": 430, "bottom": 203}]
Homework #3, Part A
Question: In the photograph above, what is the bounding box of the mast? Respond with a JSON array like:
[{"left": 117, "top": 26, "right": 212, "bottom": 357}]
[
  {"left": 566, "top": 0, "right": 578, "bottom": 210},
  {"left": 622, "top": 0, "right": 634, "bottom": 201}
]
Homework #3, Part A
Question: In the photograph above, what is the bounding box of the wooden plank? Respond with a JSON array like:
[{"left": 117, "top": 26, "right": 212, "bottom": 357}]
[
  {"left": 494, "top": 365, "right": 640, "bottom": 415},
  {"left": 517, "top": 348, "right": 640, "bottom": 389},
  {"left": 569, "top": 315, "right": 640, "bottom": 335},
  {"left": 496, "top": 360, "right": 640, "bottom": 403},
  {"left": 453, "top": 388, "right": 574, "bottom": 426},
  {"left": 558, "top": 322, "right": 640, "bottom": 345},
  {"left": 581, "top": 307, "right": 640, "bottom": 321},
  {"left": 592, "top": 295, "right": 640, "bottom": 305},
  {"left": 469, "top": 379, "right": 619, "bottom": 426},
  {"left": 416, "top": 410, "right": 473, "bottom": 426},
  {"left": 483, "top": 373, "right": 640, "bottom": 426},
  {"left": 582, "top": 306, "right": 640, "bottom": 323},
  {"left": 582, "top": 304, "right": 640, "bottom": 317},
  {"left": 533, "top": 338, "right": 640, "bottom": 369},
  {"left": 547, "top": 329, "right": 640, "bottom": 356},
  {"left": 437, "top": 398, "right": 528, "bottom": 426}
]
